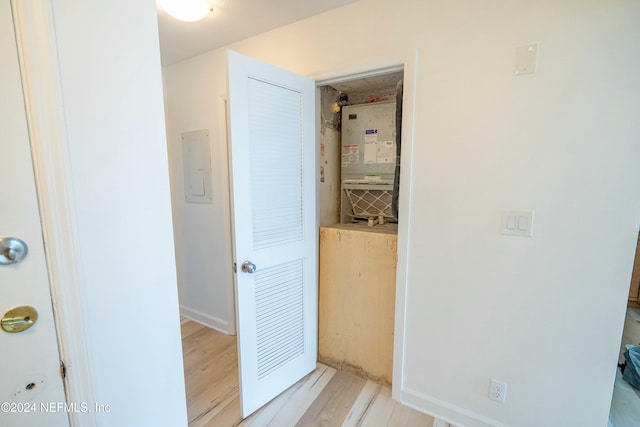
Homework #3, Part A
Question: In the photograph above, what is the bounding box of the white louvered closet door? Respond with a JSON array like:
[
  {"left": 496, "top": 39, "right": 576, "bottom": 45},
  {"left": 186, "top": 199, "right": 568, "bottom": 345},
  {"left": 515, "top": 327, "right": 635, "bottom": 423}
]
[{"left": 227, "top": 51, "right": 317, "bottom": 418}]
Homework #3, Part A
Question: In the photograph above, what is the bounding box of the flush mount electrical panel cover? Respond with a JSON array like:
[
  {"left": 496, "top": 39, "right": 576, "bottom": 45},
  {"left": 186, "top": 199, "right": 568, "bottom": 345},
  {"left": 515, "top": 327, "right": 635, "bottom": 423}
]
[{"left": 182, "top": 129, "right": 213, "bottom": 204}]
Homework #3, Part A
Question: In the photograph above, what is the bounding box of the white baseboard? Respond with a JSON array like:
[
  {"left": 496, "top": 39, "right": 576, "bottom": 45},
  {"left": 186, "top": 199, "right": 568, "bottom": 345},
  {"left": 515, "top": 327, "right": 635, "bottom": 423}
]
[
  {"left": 401, "top": 387, "right": 510, "bottom": 427},
  {"left": 180, "top": 305, "right": 230, "bottom": 334}
]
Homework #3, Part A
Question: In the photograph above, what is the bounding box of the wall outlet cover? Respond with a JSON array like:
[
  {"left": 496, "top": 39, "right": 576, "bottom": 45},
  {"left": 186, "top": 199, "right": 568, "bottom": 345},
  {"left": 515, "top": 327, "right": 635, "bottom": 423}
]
[
  {"left": 515, "top": 43, "right": 539, "bottom": 76},
  {"left": 489, "top": 378, "right": 507, "bottom": 403}
]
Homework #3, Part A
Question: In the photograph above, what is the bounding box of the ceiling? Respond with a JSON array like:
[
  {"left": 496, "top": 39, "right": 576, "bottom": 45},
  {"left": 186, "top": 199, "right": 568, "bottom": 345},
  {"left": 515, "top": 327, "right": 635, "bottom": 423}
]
[
  {"left": 157, "top": 0, "right": 359, "bottom": 66},
  {"left": 328, "top": 71, "right": 404, "bottom": 95}
]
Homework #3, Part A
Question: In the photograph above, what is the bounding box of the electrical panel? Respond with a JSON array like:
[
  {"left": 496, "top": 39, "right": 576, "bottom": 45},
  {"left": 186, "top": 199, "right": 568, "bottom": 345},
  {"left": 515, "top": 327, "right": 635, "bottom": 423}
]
[{"left": 182, "top": 129, "right": 212, "bottom": 204}]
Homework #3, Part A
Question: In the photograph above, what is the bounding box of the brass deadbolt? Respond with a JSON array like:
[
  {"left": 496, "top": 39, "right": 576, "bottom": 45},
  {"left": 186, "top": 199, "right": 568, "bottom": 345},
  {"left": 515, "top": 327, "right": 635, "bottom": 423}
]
[{"left": 1, "top": 305, "right": 38, "bottom": 333}]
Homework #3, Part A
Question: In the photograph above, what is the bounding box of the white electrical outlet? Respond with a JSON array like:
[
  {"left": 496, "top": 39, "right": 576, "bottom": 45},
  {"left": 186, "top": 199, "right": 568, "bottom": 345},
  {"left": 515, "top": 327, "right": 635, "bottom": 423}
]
[{"left": 489, "top": 379, "right": 507, "bottom": 403}]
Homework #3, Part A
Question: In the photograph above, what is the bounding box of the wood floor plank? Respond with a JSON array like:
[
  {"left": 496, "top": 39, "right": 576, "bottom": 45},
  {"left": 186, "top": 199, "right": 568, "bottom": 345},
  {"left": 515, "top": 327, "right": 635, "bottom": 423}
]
[
  {"left": 201, "top": 392, "right": 243, "bottom": 427},
  {"left": 181, "top": 318, "right": 205, "bottom": 339},
  {"left": 359, "top": 386, "right": 395, "bottom": 427},
  {"left": 240, "top": 382, "right": 298, "bottom": 427},
  {"left": 263, "top": 364, "right": 338, "bottom": 426},
  {"left": 183, "top": 327, "right": 236, "bottom": 376},
  {"left": 241, "top": 371, "right": 314, "bottom": 426},
  {"left": 185, "top": 341, "right": 236, "bottom": 396},
  {"left": 342, "top": 381, "right": 381, "bottom": 427},
  {"left": 387, "top": 402, "right": 435, "bottom": 426},
  {"left": 191, "top": 389, "right": 240, "bottom": 427},
  {"left": 185, "top": 346, "right": 236, "bottom": 390},
  {"left": 187, "top": 362, "right": 238, "bottom": 423},
  {"left": 184, "top": 344, "right": 235, "bottom": 379},
  {"left": 295, "top": 370, "right": 366, "bottom": 427},
  {"left": 181, "top": 320, "right": 433, "bottom": 427},
  {"left": 182, "top": 322, "right": 239, "bottom": 425}
]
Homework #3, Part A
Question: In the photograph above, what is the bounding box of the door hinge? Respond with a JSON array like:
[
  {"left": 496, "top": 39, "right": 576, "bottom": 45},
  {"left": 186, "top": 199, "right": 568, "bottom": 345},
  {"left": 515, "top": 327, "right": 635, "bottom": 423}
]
[
  {"left": 233, "top": 262, "right": 237, "bottom": 273},
  {"left": 60, "top": 360, "right": 66, "bottom": 380}
]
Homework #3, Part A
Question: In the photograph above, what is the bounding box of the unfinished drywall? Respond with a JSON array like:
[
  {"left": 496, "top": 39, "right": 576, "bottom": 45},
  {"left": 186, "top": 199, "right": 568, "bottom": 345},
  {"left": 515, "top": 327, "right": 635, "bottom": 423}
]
[
  {"left": 319, "top": 225, "right": 397, "bottom": 385},
  {"left": 163, "top": 0, "right": 640, "bottom": 425}
]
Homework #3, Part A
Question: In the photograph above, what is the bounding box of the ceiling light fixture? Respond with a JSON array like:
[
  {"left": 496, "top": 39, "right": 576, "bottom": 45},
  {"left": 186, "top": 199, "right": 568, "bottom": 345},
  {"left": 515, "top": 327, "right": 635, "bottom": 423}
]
[{"left": 157, "top": 0, "right": 212, "bottom": 23}]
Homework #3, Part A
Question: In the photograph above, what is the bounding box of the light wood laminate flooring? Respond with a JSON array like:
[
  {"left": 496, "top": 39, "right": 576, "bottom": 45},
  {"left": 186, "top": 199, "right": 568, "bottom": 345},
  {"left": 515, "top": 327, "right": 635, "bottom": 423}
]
[{"left": 181, "top": 320, "right": 434, "bottom": 427}]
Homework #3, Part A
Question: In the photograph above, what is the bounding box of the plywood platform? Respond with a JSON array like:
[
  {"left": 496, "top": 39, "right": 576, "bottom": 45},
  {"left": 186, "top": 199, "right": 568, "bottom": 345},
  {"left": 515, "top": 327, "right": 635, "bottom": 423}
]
[{"left": 318, "top": 225, "right": 397, "bottom": 386}]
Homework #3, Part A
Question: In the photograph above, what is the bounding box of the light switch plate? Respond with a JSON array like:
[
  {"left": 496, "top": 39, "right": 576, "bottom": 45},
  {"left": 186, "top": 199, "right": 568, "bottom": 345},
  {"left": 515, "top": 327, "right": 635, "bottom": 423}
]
[
  {"left": 514, "top": 43, "right": 538, "bottom": 76},
  {"left": 502, "top": 211, "right": 534, "bottom": 237}
]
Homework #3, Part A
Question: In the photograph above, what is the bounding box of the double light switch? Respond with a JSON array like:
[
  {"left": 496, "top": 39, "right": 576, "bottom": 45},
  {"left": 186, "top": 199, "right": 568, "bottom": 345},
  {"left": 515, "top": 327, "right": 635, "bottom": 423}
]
[{"left": 502, "top": 211, "right": 534, "bottom": 237}]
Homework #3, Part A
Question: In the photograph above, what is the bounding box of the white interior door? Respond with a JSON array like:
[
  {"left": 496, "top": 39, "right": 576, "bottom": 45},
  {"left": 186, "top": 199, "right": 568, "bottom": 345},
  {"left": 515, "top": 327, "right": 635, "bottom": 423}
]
[
  {"left": 227, "top": 50, "right": 317, "bottom": 418},
  {"left": 0, "top": 3, "right": 68, "bottom": 426}
]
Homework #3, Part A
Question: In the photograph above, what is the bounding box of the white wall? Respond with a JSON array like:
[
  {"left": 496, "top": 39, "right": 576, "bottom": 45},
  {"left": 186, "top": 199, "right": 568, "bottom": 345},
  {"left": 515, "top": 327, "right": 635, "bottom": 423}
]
[
  {"left": 163, "top": 50, "right": 235, "bottom": 332},
  {"left": 163, "top": 0, "right": 640, "bottom": 425},
  {"left": 51, "top": 0, "right": 187, "bottom": 425}
]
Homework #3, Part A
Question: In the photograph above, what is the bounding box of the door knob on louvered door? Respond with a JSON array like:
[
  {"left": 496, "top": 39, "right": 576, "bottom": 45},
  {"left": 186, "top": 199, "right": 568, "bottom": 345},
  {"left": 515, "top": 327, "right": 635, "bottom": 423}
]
[
  {"left": 241, "top": 261, "right": 256, "bottom": 274},
  {"left": 0, "top": 237, "right": 28, "bottom": 265}
]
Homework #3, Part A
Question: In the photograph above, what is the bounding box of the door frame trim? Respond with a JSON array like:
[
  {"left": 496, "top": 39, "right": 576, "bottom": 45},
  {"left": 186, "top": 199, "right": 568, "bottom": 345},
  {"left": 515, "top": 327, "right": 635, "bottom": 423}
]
[
  {"left": 12, "top": 1, "right": 97, "bottom": 425},
  {"left": 218, "top": 94, "right": 237, "bottom": 336},
  {"left": 312, "top": 49, "right": 418, "bottom": 402}
]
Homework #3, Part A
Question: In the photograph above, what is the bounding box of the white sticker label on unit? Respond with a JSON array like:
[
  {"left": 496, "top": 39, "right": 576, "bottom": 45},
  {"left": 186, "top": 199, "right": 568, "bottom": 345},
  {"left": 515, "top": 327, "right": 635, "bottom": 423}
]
[
  {"left": 364, "top": 129, "right": 378, "bottom": 142},
  {"left": 342, "top": 144, "right": 360, "bottom": 166},
  {"left": 364, "top": 141, "right": 377, "bottom": 164},
  {"left": 377, "top": 140, "right": 395, "bottom": 164}
]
